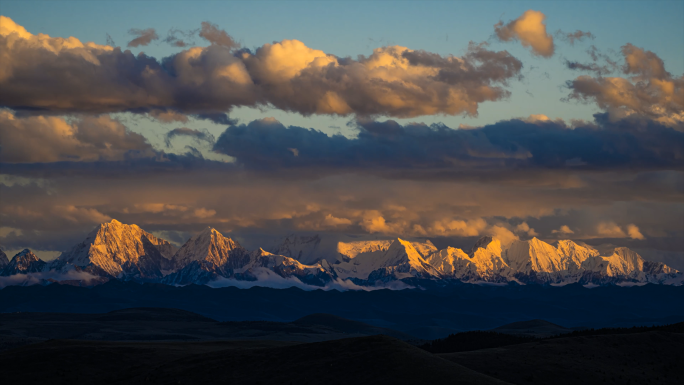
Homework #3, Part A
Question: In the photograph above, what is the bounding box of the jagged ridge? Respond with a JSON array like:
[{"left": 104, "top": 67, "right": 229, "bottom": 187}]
[{"left": 5, "top": 220, "right": 683, "bottom": 288}]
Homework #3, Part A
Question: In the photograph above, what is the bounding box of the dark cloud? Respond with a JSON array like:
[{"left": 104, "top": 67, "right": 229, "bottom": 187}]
[
  {"left": 199, "top": 21, "right": 239, "bottom": 49},
  {"left": 564, "top": 60, "right": 612, "bottom": 76},
  {"left": 0, "top": 150, "right": 229, "bottom": 179},
  {"left": 0, "top": 16, "right": 523, "bottom": 119},
  {"left": 556, "top": 30, "right": 595, "bottom": 45},
  {"left": 127, "top": 28, "right": 159, "bottom": 47},
  {"left": 105, "top": 33, "right": 116, "bottom": 47},
  {"left": 401, "top": 42, "right": 523, "bottom": 87},
  {"left": 162, "top": 27, "right": 197, "bottom": 48},
  {"left": 164, "top": 127, "right": 215, "bottom": 147},
  {"left": 194, "top": 112, "right": 238, "bottom": 125},
  {"left": 213, "top": 115, "right": 683, "bottom": 174}
]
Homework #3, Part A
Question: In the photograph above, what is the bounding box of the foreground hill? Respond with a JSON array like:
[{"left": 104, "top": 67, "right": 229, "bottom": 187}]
[
  {"left": 1, "top": 312, "right": 681, "bottom": 385},
  {"left": 489, "top": 319, "right": 574, "bottom": 337},
  {"left": 0, "top": 308, "right": 416, "bottom": 351},
  {"left": 440, "top": 330, "right": 683, "bottom": 385},
  {"left": 0, "top": 336, "right": 508, "bottom": 385}
]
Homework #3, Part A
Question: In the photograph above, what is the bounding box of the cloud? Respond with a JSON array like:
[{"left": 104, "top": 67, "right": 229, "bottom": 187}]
[
  {"left": 596, "top": 222, "right": 645, "bottom": 239},
  {"left": 426, "top": 218, "right": 488, "bottom": 237},
  {"left": 566, "top": 44, "right": 684, "bottom": 129},
  {"left": 212, "top": 115, "right": 684, "bottom": 174},
  {"left": 488, "top": 225, "right": 519, "bottom": 247},
  {"left": 127, "top": 28, "right": 159, "bottom": 47},
  {"left": 552, "top": 225, "right": 575, "bottom": 235},
  {"left": 148, "top": 109, "right": 189, "bottom": 123},
  {"left": 322, "top": 214, "right": 352, "bottom": 227},
  {"left": 194, "top": 113, "right": 238, "bottom": 125},
  {"left": 193, "top": 208, "right": 216, "bottom": 218},
  {"left": 206, "top": 268, "right": 412, "bottom": 291},
  {"left": 556, "top": 30, "right": 595, "bottom": 45},
  {"left": 597, "top": 222, "right": 627, "bottom": 238},
  {"left": 199, "top": 21, "right": 239, "bottom": 49},
  {"left": 0, "top": 111, "right": 155, "bottom": 163},
  {"left": 164, "top": 127, "right": 215, "bottom": 147},
  {"left": 0, "top": 16, "right": 522, "bottom": 118},
  {"left": 1, "top": 167, "right": 681, "bottom": 254},
  {"left": 163, "top": 28, "right": 194, "bottom": 48},
  {"left": 52, "top": 205, "right": 111, "bottom": 224},
  {"left": 627, "top": 224, "right": 645, "bottom": 240},
  {"left": 0, "top": 270, "right": 101, "bottom": 288},
  {"left": 495, "top": 10, "right": 555, "bottom": 57},
  {"left": 564, "top": 60, "right": 613, "bottom": 76},
  {"left": 515, "top": 221, "right": 538, "bottom": 237}
]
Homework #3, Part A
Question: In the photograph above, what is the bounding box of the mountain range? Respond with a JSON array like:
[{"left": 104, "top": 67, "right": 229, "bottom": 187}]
[{"left": 1, "top": 219, "right": 681, "bottom": 288}]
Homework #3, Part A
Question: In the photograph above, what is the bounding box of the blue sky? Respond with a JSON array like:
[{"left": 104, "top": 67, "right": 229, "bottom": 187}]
[{"left": 4, "top": 0, "right": 683, "bottom": 137}]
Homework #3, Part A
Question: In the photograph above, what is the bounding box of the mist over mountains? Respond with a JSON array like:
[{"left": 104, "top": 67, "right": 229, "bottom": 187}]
[{"left": 1, "top": 219, "right": 681, "bottom": 289}]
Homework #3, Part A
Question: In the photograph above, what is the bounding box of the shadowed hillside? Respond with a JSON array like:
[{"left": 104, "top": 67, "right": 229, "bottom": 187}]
[
  {"left": 0, "top": 336, "right": 509, "bottom": 385},
  {"left": 440, "top": 331, "right": 684, "bottom": 385},
  {"left": 0, "top": 308, "right": 417, "bottom": 351}
]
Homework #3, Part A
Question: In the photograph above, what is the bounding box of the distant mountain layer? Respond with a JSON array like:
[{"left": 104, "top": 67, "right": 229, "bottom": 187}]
[{"left": 0, "top": 219, "right": 682, "bottom": 288}]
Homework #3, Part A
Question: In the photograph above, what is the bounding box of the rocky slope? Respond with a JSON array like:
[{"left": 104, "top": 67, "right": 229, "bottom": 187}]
[
  {"left": 334, "top": 238, "right": 441, "bottom": 283},
  {"left": 0, "top": 249, "right": 47, "bottom": 276},
  {"left": 0, "top": 249, "right": 9, "bottom": 269},
  {"left": 164, "top": 229, "right": 334, "bottom": 286},
  {"left": 52, "top": 219, "right": 177, "bottom": 280}
]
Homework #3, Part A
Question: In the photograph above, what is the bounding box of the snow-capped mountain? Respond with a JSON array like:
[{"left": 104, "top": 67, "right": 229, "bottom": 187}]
[
  {"left": 163, "top": 228, "right": 335, "bottom": 286},
  {"left": 4, "top": 219, "right": 682, "bottom": 288},
  {"left": 334, "top": 238, "right": 440, "bottom": 283},
  {"left": 52, "top": 219, "right": 178, "bottom": 280},
  {"left": 172, "top": 227, "right": 248, "bottom": 271},
  {"left": 163, "top": 227, "right": 249, "bottom": 285},
  {"left": 579, "top": 247, "right": 680, "bottom": 285},
  {"left": 267, "top": 235, "right": 438, "bottom": 265},
  {"left": 427, "top": 237, "right": 511, "bottom": 282},
  {"left": 235, "top": 248, "right": 336, "bottom": 286},
  {"left": 1, "top": 249, "right": 47, "bottom": 276},
  {"left": 0, "top": 249, "right": 8, "bottom": 269},
  {"left": 267, "top": 234, "right": 326, "bottom": 264}
]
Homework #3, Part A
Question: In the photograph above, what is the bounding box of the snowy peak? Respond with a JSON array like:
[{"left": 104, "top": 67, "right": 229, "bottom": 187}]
[
  {"left": 505, "top": 237, "right": 564, "bottom": 274},
  {"left": 269, "top": 234, "right": 322, "bottom": 264},
  {"left": 336, "top": 240, "right": 396, "bottom": 263},
  {"left": 427, "top": 238, "right": 510, "bottom": 282},
  {"left": 333, "top": 238, "right": 439, "bottom": 281},
  {"left": 426, "top": 247, "right": 470, "bottom": 275},
  {"left": 469, "top": 236, "right": 494, "bottom": 256},
  {"left": 556, "top": 240, "right": 600, "bottom": 270},
  {"left": 582, "top": 247, "right": 644, "bottom": 277},
  {"left": 173, "top": 227, "right": 246, "bottom": 269},
  {"left": 1, "top": 249, "right": 47, "bottom": 276},
  {"left": 0, "top": 249, "right": 8, "bottom": 268},
  {"left": 56, "top": 219, "right": 179, "bottom": 278}
]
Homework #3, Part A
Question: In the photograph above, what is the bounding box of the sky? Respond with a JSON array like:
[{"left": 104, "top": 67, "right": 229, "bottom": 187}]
[{"left": 0, "top": 1, "right": 683, "bottom": 266}]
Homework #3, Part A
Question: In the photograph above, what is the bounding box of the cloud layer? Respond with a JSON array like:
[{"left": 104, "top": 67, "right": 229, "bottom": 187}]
[
  {"left": 212, "top": 115, "right": 683, "bottom": 174},
  {"left": 0, "top": 16, "right": 522, "bottom": 118}
]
